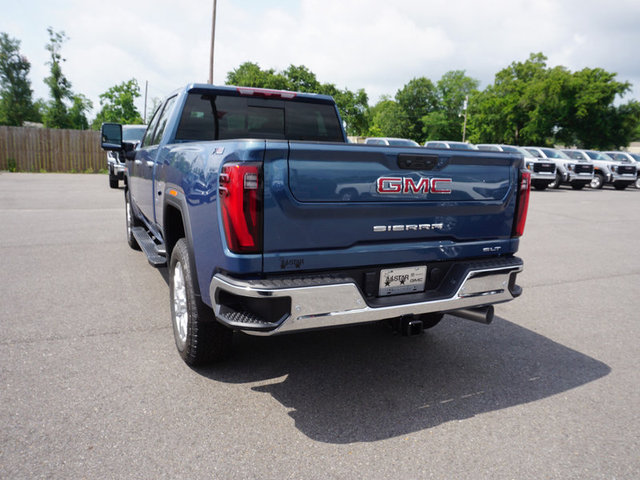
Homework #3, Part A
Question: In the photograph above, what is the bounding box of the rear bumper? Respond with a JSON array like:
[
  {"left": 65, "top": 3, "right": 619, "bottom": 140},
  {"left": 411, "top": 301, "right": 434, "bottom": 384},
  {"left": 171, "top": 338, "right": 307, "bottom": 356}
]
[{"left": 210, "top": 257, "right": 523, "bottom": 335}]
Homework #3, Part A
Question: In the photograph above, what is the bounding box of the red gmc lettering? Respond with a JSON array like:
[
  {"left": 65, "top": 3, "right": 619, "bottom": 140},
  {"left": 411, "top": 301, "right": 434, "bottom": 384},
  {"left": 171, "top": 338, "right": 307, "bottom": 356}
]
[
  {"left": 376, "top": 177, "right": 452, "bottom": 194},
  {"left": 403, "top": 177, "right": 430, "bottom": 194},
  {"left": 377, "top": 177, "right": 403, "bottom": 193}
]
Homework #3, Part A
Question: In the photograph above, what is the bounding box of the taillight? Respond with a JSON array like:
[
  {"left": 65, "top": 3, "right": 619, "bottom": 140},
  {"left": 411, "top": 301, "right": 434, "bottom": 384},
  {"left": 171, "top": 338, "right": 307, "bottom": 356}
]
[
  {"left": 512, "top": 170, "right": 531, "bottom": 238},
  {"left": 219, "top": 163, "right": 262, "bottom": 253}
]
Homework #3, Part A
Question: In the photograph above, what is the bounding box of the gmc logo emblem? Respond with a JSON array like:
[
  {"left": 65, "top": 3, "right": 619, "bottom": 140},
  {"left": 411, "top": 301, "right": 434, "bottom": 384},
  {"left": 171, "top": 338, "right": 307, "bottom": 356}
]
[{"left": 376, "top": 177, "right": 452, "bottom": 194}]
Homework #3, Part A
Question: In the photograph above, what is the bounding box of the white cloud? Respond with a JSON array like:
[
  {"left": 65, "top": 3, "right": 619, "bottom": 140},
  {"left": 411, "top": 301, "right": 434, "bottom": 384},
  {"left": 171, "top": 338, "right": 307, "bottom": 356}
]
[{"left": 2, "top": 0, "right": 639, "bottom": 119}]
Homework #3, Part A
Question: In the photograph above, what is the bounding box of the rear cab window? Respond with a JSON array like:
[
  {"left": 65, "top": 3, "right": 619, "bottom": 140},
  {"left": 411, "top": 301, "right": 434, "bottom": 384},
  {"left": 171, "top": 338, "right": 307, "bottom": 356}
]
[{"left": 175, "top": 93, "right": 344, "bottom": 142}]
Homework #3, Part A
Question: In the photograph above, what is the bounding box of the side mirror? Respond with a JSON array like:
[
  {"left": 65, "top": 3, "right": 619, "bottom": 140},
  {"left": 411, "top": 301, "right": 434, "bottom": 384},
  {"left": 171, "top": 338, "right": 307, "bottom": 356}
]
[
  {"left": 122, "top": 141, "right": 137, "bottom": 160},
  {"left": 101, "top": 123, "right": 123, "bottom": 150}
]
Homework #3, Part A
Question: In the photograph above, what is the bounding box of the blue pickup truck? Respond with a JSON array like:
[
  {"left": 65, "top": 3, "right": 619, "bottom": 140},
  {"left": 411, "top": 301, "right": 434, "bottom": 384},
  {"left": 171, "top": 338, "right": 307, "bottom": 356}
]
[{"left": 101, "top": 84, "right": 530, "bottom": 365}]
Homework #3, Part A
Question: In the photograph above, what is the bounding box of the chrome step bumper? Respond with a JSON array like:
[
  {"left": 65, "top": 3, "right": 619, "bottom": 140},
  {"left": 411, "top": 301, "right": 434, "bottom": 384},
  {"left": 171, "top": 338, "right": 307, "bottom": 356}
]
[{"left": 209, "top": 258, "right": 523, "bottom": 336}]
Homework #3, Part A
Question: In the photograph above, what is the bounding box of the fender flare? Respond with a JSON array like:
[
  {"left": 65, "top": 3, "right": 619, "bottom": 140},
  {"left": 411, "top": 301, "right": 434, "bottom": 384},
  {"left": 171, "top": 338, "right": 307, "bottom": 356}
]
[{"left": 163, "top": 188, "right": 201, "bottom": 297}]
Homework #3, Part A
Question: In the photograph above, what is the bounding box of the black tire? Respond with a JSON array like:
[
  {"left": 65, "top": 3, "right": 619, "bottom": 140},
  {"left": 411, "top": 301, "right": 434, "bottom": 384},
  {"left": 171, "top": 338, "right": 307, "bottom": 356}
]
[
  {"left": 109, "top": 174, "right": 119, "bottom": 189},
  {"left": 169, "top": 238, "right": 233, "bottom": 366},
  {"left": 125, "top": 189, "right": 141, "bottom": 250},
  {"left": 635, "top": 178, "right": 640, "bottom": 189},
  {"left": 532, "top": 180, "right": 548, "bottom": 191},
  {"left": 613, "top": 183, "right": 628, "bottom": 190},
  {"left": 571, "top": 183, "right": 586, "bottom": 190},
  {"left": 548, "top": 173, "right": 561, "bottom": 189},
  {"left": 590, "top": 173, "right": 605, "bottom": 189},
  {"left": 416, "top": 312, "right": 444, "bottom": 329}
]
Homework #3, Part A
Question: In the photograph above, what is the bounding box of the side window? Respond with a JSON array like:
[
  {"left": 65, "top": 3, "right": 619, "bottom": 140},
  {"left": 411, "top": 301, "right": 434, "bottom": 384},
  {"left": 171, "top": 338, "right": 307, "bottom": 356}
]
[
  {"left": 141, "top": 96, "right": 177, "bottom": 147},
  {"left": 151, "top": 96, "right": 177, "bottom": 145},
  {"left": 141, "top": 107, "right": 161, "bottom": 148},
  {"left": 175, "top": 94, "right": 217, "bottom": 141}
]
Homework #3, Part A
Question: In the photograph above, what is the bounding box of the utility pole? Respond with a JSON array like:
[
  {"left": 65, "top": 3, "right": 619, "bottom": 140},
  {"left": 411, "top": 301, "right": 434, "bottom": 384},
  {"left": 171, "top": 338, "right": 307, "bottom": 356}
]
[
  {"left": 143, "top": 80, "right": 148, "bottom": 124},
  {"left": 462, "top": 95, "right": 469, "bottom": 142},
  {"left": 208, "top": 0, "right": 217, "bottom": 84}
]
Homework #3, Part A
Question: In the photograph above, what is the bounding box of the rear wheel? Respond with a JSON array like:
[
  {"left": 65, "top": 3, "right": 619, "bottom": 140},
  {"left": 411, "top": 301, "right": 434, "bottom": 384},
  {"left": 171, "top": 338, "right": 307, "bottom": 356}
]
[
  {"left": 109, "top": 174, "right": 119, "bottom": 189},
  {"left": 170, "top": 239, "right": 233, "bottom": 366}
]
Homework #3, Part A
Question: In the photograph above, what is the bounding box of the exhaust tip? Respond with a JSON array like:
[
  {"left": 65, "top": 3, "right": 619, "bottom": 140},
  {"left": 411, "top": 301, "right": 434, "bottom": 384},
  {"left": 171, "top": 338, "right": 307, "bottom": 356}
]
[{"left": 449, "top": 306, "right": 494, "bottom": 325}]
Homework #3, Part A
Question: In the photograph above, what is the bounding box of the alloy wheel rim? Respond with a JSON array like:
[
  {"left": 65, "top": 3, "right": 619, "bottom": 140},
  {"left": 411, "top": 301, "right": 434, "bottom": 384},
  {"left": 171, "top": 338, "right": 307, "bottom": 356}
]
[{"left": 173, "top": 262, "right": 188, "bottom": 344}]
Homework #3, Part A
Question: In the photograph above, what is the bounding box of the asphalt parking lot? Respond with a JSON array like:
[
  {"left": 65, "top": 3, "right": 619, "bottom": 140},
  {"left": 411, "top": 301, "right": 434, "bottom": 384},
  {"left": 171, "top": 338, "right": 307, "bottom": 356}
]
[{"left": 1, "top": 173, "right": 639, "bottom": 479}]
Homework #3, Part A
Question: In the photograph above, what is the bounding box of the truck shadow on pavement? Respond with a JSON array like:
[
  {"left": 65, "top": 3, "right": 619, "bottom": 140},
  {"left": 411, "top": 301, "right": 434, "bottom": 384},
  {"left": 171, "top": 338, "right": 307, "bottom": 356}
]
[{"left": 196, "top": 315, "right": 610, "bottom": 444}]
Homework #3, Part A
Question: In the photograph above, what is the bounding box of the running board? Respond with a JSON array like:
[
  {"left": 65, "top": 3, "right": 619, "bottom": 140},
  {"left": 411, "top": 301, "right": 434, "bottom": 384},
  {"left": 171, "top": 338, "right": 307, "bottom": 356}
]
[{"left": 131, "top": 227, "right": 166, "bottom": 267}]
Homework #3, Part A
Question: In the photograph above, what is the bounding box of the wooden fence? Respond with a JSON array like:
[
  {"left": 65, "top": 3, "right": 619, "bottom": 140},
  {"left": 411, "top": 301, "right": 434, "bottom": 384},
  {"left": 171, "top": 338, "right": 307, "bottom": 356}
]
[{"left": 0, "top": 126, "right": 105, "bottom": 173}]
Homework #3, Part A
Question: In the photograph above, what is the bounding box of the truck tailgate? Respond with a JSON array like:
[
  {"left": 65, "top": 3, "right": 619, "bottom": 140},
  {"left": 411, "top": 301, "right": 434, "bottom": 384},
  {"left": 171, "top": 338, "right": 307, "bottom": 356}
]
[{"left": 262, "top": 142, "right": 521, "bottom": 273}]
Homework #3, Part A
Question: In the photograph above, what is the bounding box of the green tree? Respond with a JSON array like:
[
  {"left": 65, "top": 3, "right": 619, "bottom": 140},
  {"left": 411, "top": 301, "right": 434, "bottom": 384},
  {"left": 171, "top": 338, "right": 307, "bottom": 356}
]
[
  {"left": 468, "top": 53, "right": 550, "bottom": 145},
  {"left": 558, "top": 67, "right": 634, "bottom": 149},
  {"left": 283, "top": 64, "right": 321, "bottom": 92},
  {"left": 225, "top": 62, "right": 288, "bottom": 90},
  {"left": 633, "top": 107, "right": 640, "bottom": 141},
  {"left": 367, "top": 98, "right": 410, "bottom": 138},
  {"left": 68, "top": 94, "right": 93, "bottom": 130},
  {"left": 467, "top": 53, "right": 640, "bottom": 148},
  {"left": 42, "top": 27, "right": 73, "bottom": 128},
  {"left": 0, "top": 32, "right": 39, "bottom": 126},
  {"left": 225, "top": 62, "right": 370, "bottom": 136},
  {"left": 394, "top": 77, "right": 437, "bottom": 142},
  {"left": 423, "top": 70, "right": 479, "bottom": 141},
  {"left": 605, "top": 100, "right": 640, "bottom": 149},
  {"left": 519, "top": 65, "right": 572, "bottom": 145},
  {"left": 319, "top": 83, "right": 369, "bottom": 136},
  {"left": 92, "top": 79, "right": 143, "bottom": 129}
]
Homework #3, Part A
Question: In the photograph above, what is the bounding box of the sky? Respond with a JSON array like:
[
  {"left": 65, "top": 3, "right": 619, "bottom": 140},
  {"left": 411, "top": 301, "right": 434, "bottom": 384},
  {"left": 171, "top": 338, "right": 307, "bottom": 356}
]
[{"left": 2, "top": 0, "right": 640, "bottom": 121}]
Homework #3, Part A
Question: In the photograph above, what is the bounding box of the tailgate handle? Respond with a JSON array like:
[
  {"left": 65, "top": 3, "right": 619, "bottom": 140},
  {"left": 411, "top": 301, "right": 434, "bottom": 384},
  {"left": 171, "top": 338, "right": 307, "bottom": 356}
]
[{"left": 397, "top": 154, "right": 438, "bottom": 170}]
